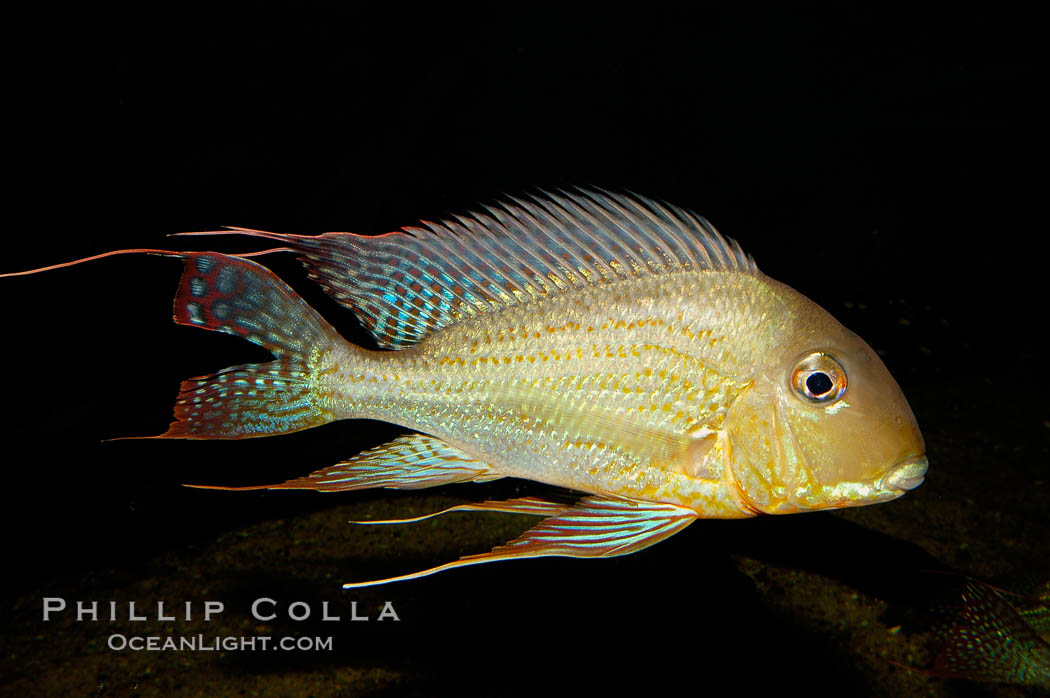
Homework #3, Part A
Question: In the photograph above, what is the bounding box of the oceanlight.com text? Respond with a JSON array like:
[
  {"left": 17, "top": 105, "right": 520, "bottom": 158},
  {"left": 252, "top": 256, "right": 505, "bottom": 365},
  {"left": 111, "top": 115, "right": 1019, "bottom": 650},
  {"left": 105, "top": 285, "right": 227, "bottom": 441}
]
[{"left": 107, "top": 634, "right": 334, "bottom": 652}]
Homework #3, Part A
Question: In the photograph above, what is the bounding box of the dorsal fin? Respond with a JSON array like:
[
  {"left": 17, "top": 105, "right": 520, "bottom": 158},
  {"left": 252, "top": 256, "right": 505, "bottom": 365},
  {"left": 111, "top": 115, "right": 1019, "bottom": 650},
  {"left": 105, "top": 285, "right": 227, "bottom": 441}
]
[{"left": 192, "top": 189, "right": 759, "bottom": 348}]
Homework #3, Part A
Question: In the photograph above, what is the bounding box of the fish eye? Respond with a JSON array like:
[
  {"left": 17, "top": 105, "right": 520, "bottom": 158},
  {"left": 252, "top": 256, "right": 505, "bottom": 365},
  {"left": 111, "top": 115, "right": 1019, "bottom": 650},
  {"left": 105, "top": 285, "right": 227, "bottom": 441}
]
[
  {"left": 791, "top": 352, "right": 847, "bottom": 404},
  {"left": 806, "top": 372, "right": 834, "bottom": 396}
]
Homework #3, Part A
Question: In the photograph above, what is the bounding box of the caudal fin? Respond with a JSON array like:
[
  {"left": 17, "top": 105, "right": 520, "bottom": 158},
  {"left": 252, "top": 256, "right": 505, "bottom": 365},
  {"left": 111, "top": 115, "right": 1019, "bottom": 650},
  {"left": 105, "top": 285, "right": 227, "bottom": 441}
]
[{"left": 159, "top": 252, "right": 343, "bottom": 439}]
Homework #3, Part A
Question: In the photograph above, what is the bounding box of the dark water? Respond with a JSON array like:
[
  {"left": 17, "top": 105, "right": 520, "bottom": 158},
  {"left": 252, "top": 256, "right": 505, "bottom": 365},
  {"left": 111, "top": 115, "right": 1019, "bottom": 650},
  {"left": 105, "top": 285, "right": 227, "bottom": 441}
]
[{"left": 2, "top": 8, "right": 1045, "bottom": 697}]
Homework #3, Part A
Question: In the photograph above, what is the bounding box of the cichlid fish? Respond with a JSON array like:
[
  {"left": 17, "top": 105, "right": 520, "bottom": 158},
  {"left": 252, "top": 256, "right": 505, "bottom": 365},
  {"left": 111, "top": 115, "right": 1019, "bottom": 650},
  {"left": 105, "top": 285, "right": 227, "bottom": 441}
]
[
  {"left": 3, "top": 190, "right": 928, "bottom": 587},
  {"left": 928, "top": 574, "right": 1050, "bottom": 689}
]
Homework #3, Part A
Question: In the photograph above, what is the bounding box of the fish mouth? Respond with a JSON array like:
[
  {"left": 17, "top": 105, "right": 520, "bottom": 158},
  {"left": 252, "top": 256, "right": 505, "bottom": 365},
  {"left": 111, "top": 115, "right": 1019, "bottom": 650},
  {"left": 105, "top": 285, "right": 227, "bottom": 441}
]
[{"left": 879, "top": 455, "right": 929, "bottom": 492}]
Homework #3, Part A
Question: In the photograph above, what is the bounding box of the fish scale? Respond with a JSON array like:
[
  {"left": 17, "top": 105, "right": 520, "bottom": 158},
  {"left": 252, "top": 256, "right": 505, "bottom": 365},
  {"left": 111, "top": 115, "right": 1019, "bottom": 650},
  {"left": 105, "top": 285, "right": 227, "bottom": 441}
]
[
  {"left": 314, "top": 272, "right": 759, "bottom": 508},
  {"left": 0, "top": 188, "right": 928, "bottom": 586}
]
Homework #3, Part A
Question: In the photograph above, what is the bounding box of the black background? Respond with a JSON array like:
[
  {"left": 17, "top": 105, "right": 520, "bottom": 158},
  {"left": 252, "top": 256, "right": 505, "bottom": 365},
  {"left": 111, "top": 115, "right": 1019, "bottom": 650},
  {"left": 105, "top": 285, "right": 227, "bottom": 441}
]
[{"left": 1, "top": 6, "right": 1044, "bottom": 696}]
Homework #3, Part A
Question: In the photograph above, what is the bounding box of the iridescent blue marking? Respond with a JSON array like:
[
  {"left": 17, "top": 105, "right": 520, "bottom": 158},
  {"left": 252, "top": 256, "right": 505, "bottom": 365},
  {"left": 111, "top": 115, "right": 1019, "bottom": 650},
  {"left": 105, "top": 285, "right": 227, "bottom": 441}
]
[
  {"left": 216, "top": 266, "right": 237, "bottom": 294},
  {"left": 187, "top": 302, "right": 204, "bottom": 324}
]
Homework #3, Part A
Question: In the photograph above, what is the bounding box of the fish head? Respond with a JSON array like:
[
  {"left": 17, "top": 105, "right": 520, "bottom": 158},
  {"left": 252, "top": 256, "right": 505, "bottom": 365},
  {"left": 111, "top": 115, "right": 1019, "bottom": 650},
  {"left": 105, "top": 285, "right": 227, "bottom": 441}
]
[{"left": 725, "top": 284, "right": 927, "bottom": 515}]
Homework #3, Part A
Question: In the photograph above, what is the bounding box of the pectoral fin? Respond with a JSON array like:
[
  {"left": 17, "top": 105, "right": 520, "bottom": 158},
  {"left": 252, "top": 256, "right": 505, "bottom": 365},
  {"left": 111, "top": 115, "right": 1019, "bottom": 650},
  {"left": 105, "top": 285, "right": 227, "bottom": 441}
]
[
  {"left": 342, "top": 495, "right": 698, "bottom": 588},
  {"left": 186, "top": 434, "right": 500, "bottom": 491}
]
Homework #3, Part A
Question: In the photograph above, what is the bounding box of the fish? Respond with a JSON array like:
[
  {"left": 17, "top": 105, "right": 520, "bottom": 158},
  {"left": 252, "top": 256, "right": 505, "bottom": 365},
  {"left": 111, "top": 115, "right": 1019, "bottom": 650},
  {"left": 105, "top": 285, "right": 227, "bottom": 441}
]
[
  {"left": 2, "top": 189, "right": 928, "bottom": 587},
  {"left": 928, "top": 573, "right": 1050, "bottom": 689}
]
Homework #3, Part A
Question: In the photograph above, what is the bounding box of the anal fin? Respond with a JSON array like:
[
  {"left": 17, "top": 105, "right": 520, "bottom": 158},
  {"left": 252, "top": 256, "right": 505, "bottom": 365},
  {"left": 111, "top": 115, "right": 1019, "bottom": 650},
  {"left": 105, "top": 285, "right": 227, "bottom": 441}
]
[
  {"left": 186, "top": 434, "right": 500, "bottom": 491},
  {"left": 342, "top": 495, "right": 698, "bottom": 588}
]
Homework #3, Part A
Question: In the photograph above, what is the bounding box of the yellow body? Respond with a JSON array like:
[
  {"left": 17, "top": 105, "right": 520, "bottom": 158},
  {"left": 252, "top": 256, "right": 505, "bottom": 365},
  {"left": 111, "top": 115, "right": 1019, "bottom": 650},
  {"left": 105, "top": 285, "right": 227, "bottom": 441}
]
[{"left": 320, "top": 270, "right": 925, "bottom": 517}]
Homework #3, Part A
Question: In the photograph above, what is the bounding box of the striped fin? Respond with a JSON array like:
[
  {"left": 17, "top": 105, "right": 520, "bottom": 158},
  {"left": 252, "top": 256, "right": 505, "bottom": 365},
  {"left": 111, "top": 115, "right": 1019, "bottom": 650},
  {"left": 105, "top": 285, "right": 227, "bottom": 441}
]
[
  {"left": 186, "top": 434, "right": 500, "bottom": 491},
  {"left": 162, "top": 253, "right": 341, "bottom": 439},
  {"left": 342, "top": 495, "right": 698, "bottom": 588},
  {"left": 181, "top": 189, "right": 757, "bottom": 348},
  {"left": 351, "top": 496, "right": 576, "bottom": 525}
]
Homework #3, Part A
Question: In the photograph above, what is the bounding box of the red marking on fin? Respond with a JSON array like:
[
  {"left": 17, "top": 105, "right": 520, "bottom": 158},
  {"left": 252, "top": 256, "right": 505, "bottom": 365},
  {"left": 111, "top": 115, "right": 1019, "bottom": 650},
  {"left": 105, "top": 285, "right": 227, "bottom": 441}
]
[
  {"left": 341, "top": 495, "right": 698, "bottom": 588},
  {"left": 183, "top": 482, "right": 273, "bottom": 491},
  {"left": 159, "top": 253, "right": 343, "bottom": 439},
  {"left": 4, "top": 247, "right": 346, "bottom": 440},
  {"left": 350, "top": 496, "right": 576, "bottom": 525},
  {"left": 0, "top": 248, "right": 180, "bottom": 277}
]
